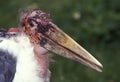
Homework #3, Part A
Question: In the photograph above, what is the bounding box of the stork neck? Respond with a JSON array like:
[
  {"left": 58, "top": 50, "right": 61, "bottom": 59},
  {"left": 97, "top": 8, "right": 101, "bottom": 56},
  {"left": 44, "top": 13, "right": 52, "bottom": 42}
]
[{"left": 34, "top": 44, "right": 49, "bottom": 78}]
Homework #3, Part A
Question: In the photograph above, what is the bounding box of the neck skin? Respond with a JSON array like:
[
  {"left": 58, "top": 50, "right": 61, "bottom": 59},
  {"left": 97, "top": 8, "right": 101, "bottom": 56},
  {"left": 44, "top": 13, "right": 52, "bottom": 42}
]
[{"left": 33, "top": 44, "right": 50, "bottom": 81}]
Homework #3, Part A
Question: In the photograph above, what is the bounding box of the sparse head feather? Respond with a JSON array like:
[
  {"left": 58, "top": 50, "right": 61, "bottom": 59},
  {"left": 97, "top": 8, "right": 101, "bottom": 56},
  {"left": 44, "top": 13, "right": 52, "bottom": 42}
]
[
  {"left": 20, "top": 9, "right": 52, "bottom": 29},
  {"left": 19, "top": 10, "right": 53, "bottom": 45}
]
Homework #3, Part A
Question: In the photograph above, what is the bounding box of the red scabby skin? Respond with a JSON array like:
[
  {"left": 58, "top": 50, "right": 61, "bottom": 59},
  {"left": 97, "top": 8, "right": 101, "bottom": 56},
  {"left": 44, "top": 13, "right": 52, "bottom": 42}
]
[{"left": 20, "top": 10, "right": 51, "bottom": 80}]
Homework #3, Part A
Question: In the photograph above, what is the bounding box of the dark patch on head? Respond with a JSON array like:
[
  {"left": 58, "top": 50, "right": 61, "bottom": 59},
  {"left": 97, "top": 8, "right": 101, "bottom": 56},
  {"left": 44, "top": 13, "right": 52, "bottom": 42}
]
[
  {"left": 37, "top": 23, "right": 54, "bottom": 34},
  {"left": 40, "top": 37, "right": 48, "bottom": 47},
  {"left": 32, "top": 11, "right": 52, "bottom": 24},
  {"left": 27, "top": 18, "right": 35, "bottom": 27},
  {"left": 0, "top": 50, "right": 16, "bottom": 82},
  {"left": 20, "top": 9, "right": 54, "bottom": 34}
]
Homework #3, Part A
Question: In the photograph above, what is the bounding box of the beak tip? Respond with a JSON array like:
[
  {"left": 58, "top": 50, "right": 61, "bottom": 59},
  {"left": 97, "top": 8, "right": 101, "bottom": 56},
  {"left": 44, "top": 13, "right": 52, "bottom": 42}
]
[
  {"left": 96, "top": 67, "right": 103, "bottom": 72},
  {"left": 89, "top": 54, "right": 103, "bottom": 72},
  {"left": 94, "top": 62, "right": 103, "bottom": 72}
]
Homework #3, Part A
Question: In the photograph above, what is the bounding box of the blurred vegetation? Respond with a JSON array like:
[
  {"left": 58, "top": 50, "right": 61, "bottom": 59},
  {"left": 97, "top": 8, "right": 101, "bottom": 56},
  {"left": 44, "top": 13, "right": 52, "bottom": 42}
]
[{"left": 0, "top": 0, "right": 120, "bottom": 82}]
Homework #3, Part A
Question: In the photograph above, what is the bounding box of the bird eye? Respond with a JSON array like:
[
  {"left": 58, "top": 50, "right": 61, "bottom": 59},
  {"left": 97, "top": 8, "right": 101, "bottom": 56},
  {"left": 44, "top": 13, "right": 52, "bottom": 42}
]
[{"left": 28, "top": 18, "right": 37, "bottom": 28}]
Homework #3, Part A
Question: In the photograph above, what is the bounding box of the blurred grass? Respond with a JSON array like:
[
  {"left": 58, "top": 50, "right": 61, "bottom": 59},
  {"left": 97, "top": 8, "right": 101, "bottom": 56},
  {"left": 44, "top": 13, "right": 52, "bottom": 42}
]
[{"left": 0, "top": 0, "right": 120, "bottom": 82}]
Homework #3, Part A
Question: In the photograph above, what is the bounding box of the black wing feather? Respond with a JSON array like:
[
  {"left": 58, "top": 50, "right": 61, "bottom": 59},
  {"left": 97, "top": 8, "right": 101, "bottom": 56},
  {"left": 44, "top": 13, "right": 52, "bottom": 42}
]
[{"left": 0, "top": 50, "right": 16, "bottom": 82}]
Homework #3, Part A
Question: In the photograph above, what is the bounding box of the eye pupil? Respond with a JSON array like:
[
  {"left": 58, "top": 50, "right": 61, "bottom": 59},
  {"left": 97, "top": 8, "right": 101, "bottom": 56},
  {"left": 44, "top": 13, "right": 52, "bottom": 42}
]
[{"left": 28, "top": 19, "right": 34, "bottom": 27}]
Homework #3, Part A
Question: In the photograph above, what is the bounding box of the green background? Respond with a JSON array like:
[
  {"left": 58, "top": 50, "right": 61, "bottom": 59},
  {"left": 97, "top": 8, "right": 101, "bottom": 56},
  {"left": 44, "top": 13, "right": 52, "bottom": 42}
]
[{"left": 0, "top": 0, "right": 120, "bottom": 82}]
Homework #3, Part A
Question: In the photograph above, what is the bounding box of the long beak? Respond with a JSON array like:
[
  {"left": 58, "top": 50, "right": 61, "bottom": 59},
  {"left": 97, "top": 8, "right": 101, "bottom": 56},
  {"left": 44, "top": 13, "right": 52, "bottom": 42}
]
[
  {"left": 20, "top": 9, "right": 103, "bottom": 72},
  {"left": 38, "top": 22, "right": 103, "bottom": 72}
]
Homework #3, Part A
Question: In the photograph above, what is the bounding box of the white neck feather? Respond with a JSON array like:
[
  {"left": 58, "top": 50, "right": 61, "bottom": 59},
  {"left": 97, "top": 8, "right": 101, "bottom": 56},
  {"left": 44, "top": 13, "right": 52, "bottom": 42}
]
[{"left": 0, "top": 34, "right": 50, "bottom": 82}]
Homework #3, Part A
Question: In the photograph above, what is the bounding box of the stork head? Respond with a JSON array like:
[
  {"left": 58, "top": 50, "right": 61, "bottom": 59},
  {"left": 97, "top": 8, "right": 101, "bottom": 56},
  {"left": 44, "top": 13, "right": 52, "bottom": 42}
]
[{"left": 20, "top": 9, "right": 103, "bottom": 72}]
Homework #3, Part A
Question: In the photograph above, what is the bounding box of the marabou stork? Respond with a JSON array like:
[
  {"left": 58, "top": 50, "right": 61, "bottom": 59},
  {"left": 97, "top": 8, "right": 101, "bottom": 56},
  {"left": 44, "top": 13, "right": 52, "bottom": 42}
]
[{"left": 0, "top": 9, "right": 103, "bottom": 82}]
